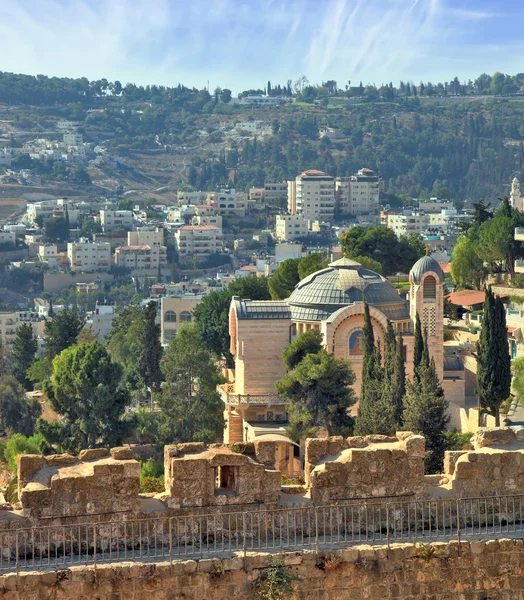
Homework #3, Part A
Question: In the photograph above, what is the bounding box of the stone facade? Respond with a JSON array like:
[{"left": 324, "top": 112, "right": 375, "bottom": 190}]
[
  {"left": 18, "top": 449, "right": 140, "bottom": 519},
  {"left": 305, "top": 433, "right": 426, "bottom": 502},
  {"left": 163, "top": 443, "right": 281, "bottom": 509},
  {"left": 3, "top": 538, "right": 524, "bottom": 599}
]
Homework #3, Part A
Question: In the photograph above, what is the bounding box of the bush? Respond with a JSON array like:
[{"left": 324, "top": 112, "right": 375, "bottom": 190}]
[
  {"left": 140, "top": 476, "right": 164, "bottom": 493},
  {"left": 4, "top": 433, "right": 47, "bottom": 474},
  {"left": 139, "top": 458, "right": 164, "bottom": 493},
  {"left": 443, "top": 430, "right": 473, "bottom": 451}
]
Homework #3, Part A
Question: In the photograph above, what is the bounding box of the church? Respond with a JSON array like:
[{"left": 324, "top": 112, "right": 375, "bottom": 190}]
[{"left": 219, "top": 255, "right": 467, "bottom": 444}]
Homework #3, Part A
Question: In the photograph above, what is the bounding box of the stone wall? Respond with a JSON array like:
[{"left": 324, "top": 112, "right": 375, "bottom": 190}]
[
  {"left": 18, "top": 447, "right": 140, "bottom": 519},
  {"left": 2, "top": 538, "right": 524, "bottom": 599},
  {"left": 305, "top": 433, "right": 426, "bottom": 502}
]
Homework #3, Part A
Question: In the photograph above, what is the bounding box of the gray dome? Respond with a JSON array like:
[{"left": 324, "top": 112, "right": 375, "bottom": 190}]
[
  {"left": 409, "top": 255, "right": 444, "bottom": 284},
  {"left": 286, "top": 258, "right": 410, "bottom": 322}
]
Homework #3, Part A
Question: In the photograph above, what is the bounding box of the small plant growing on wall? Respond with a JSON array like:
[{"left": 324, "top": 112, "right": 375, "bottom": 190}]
[
  {"left": 316, "top": 552, "right": 342, "bottom": 572},
  {"left": 256, "top": 559, "right": 295, "bottom": 600},
  {"left": 413, "top": 542, "right": 445, "bottom": 562}
]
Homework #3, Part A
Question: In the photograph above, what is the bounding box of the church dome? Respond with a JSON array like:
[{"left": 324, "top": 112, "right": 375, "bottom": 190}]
[
  {"left": 409, "top": 255, "right": 444, "bottom": 284},
  {"left": 286, "top": 257, "right": 410, "bottom": 322}
]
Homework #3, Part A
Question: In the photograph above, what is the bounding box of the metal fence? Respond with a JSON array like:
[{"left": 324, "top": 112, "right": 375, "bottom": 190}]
[{"left": 3, "top": 494, "right": 524, "bottom": 573}]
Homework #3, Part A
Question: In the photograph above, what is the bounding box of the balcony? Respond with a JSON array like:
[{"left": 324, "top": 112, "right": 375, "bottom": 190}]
[
  {"left": 516, "top": 228, "right": 524, "bottom": 242},
  {"left": 218, "top": 384, "right": 287, "bottom": 406}
]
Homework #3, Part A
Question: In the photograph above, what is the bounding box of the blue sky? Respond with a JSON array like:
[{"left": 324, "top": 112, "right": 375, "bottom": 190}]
[{"left": 0, "top": 0, "right": 523, "bottom": 93}]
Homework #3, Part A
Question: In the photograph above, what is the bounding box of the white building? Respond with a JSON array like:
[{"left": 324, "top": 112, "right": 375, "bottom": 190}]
[
  {"left": 176, "top": 191, "right": 208, "bottom": 206},
  {"left": 335, "top": 168, "right": 381, "bottom": 216},
  {"left": 207, "top": 189, "right": 247, "bottom": 217},
  {"left": 288, "top": 170, "right": 335, "bottom": 221},
  {"left": 175, "top": 225, "right": 223, "bottom": 260},
  {"left": 67, "top": 238, "right": 112, "bottom": 272},
  {"left": 0, "top": 231, "right": 16, "bottom": 246},
  {"left": 275, "top": 215, "right": 309, "bottom": 241},
  {"left": 127, "top": 227, "right": 164, "bottom": 247},
  {"left": 63, "top": 132, "right": 83, "bottom": 146},
  {"left": 0, "top": 311, "right": 42, "bottom": 348},
  {"left": 90, "top": 303, "right": 116, "bottom": 341},
  {"left": 510, "top": 177, "right": 524, "bottom": 212},
  {"left": 114, "top": 244, "right": 167, "bottom": 271},
  {"left": 99, "top": 210, "right": 134, "bottom": 232},
  {"left": 385, "top": 212, "right": 427, "bottom": 236}
]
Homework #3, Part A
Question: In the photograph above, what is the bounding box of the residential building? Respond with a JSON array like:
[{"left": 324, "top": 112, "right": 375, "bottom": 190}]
[
  {"left": 114, "top": 245, "right": 167, "bottom": 271},
  {"left": 264, "top": 182, "right": 287, "bottom": 202},
  {"left": 384, "top": 212, "right": 427, "bottom": 236},
  {"left": 176, "top": 191, "right": 208, "bottom": 206},
  {"left": 0, "top": 311, "right": 42, "bottom": 348},
  {"left": 275, "top": 243, "right": 303, "bottom": 263},
  {"left": 249, "top": 187, "right": 265, "bottom": 201},
  {"left": 175, "top": 225, "right": 223, "bottom": 260},
  {"left": 0, "top": 231, "right": 16, "bottom": 246},
  {"left": 275, "top": 215, "right": 309, "bottom": 241},
  {"left": 26, "top": 199, "right": 80, "bottom": 225},
  {"left": 99, "top": 210, "right": 134, "bottom": 232},
  {"left": 67, "top": 238, "right": 111, "bottom": 272},
  {"left": 335, "top": 168, "right": 381, "bottom": 216},
  {"left": 207, "top": 189, "right": 247, "bottom": 217},
  {"left": 63, "top": 132, "right": 83, "bottom": 146},
  {"left": 127, "top": 227, "right": 164, "bottom": 247},
  {"left": 287, "top": 170, "right": 335, "bottom": 221},
  {"left": 160, "top": 295, "right": 203, "bottom": 345},
  {"left": 420, "top": 199, "right": 455, "bottom": 213},
  {"left": 238, "top": 95, "right": 289, "bottom": 106},
  {"left": 90, "top": 303, "right": 116, "bottom": 341}
]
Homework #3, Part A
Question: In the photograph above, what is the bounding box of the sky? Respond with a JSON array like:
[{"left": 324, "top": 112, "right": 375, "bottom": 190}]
[{"left": 0, "top": 0, "right": 523, "bottom": 93}]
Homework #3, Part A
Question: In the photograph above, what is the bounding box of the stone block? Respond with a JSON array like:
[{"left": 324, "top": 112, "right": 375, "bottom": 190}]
[
  {"left": 365, "top": 435, "right": 398, "bottom": 444},
  {"left": 79, "top": 448, "right": 109, "bottom": 461},
  {"left": 403, "top": 435, "right": 425, "bottom": 458},
  {"left": 45, "top": 453, "right": 77, "bottom": 465},
  {"left": 177, "top": 442, "right": 205, "bottom": 454},
  {"left": 18, "top": 454, "right": 45, "bottom": 484},
  {"left": 347, "top": 436, "right": 368, "bottom": 448},
  {"left": 396, "top": 431, "right": 415, "bottom": 441},
  {"left": 473, "top": 427, "right": 516, "bottom": 449},
  {"left": 444, "top": 451, "right": 467, "bottom": 476},
  {"left": 110, "top": 446, "right": 134, "bottom": 460}
]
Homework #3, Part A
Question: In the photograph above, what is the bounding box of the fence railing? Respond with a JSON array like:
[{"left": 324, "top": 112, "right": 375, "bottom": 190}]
[{"left": 3, "top": 494, "right": 524, "bottom": 573}]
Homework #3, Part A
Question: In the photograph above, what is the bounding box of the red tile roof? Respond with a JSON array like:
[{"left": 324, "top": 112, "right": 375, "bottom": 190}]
[
  {"left": 178, "top": 225, "right": 220, "bottom": 231},
  {"left": 447, "top": 290, "right": 485, "bottom": 307},
  {"left": 439, "top": 262, "right": 451, "bottom": 274}
]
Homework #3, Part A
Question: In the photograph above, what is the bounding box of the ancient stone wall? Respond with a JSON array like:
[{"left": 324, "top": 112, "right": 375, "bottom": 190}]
[
  {"left": 2, "top": 538, "right": 524, "bottom": 599},
  {"left": 305, "top": 433, "right": 426, "bottom": 502},
  {"left": 18, "top": 447, "right": 140, "bottom": 519}
]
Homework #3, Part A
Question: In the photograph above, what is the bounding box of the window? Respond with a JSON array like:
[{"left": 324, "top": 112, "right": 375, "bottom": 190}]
[
  {"left": 179, "top": 311, "right": 192, "bottom": 323},
  {"left": 164, "top": 310, "right": 177, "bottom": 323},
  {"left": 423, "top": 275, "right": 437, "bottom": 299},
  {"left": 215, "top": 466, "right": 236, "bottom": 493}
]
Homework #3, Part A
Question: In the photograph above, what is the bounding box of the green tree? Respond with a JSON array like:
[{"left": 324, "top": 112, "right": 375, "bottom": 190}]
[
  {"left": 276, "top": 349, "right": 356, "bottom": 441},
  {"left": 403, "top": 357, "right": 449, "bottom": 473},
  {"left": 106, "top": 306, "right": 145, "bottom": 385},
  {"left": 193, "top": 277, "right": 271, "bottom": 365},
  {"left": 413, "top": 313, "right": 424, "bottom": 375},
  {"left": 476, "top": 287, "right": 511, "bottom": 426},
  {"left": 40, "top": 341, "right": 131, "bottom": 451},
  {"left": 138, "top": 301, "right": 163, "bottom": 392},
  {"left": 450, "top": 235, "right": 485, "bottom": 289},
  {"left": 157, "top": 324, "right": 224, "bottom": 443},
  {"left": 43, "top": 310, "right": 85, "bottom": 361},
  {"left": 380, "top": 321, "right": 405, "bottom": 428},
  {"left": 43, "top": 216, "right": 69, "bottom": 243},
  {"left": 477, "top": 216, "right": 514, "bottom": 273},
  {"left": 4, "top": 433, "right": 47, "bottom": 474},
  {"left": 297, "top": 253, "right": 328, "bottom": 279},
  {"left": 282, "top": 329, "right": 323, "bottom": 371},
  {"left": 352, "top": 255, "right": 383, "bottom": 274},
  {"left": 0, "top": 375, "right": 41, "bottom": 436},
  {"left": 10, "top": 323, "right": 38, "bottom": 390},
  {"left": 268, "top": 259, "right": 301, "bottom": 300}
]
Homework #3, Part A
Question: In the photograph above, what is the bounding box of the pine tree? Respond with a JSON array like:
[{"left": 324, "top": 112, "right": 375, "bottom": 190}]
[
  {"left": 476, "top": 287, "right": 511, "bottom": 426},
  {"left": 10, "top": 323, "right": 38, "bottom": 390},
  {"left": 413, "top": 312, "right": 424, "bottom": 377}
]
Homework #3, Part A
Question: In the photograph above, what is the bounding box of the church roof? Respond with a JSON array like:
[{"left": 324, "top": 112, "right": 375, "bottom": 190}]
[
  {"left": 409, "top": 255, "right": 444, "bottom": 283},
  {"left": 232, "top": 298, "right": 291, "bottom": 320}
]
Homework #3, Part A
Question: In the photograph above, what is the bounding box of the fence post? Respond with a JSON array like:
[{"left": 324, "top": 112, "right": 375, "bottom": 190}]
[
  {"left": 386, "top": 504, "right": 391, "bottom": 558},
  {"left": 169, "top": 519, "right": 173, "bottom": 575},
  {"left": 315, "top": 507, "right": 319, "bottom": 554},
  {"left": 93, "top": 525, "right": 97, "bottom": 571},
  {"left": 15, "top": 531, "right": 19, "bottom": 583},
  {"left": 242, "top": 512, "right": 247, "bottom": 570},
  {"left": 456, "top": 499, "right": 461, "bottom": 554}
]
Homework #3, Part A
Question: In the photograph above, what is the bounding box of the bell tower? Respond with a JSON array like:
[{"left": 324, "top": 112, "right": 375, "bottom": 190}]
[
  {"left": 409, "top": 254, "right": 444, "bottom": 382},
  {"left": 510, "top": 177, "right": 523, "bottom": 212}
]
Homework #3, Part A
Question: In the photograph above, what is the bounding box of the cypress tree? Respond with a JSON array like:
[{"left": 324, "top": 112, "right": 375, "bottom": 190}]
[
  {"left": 476, "top": 287, "right": 511, "bottom": 426},
  {"left": 139, "top": 301, "right": 163, "bottom": 393},
  {"left": 391, "top": 332, "right": 406, "bottom": 426},
  {"left": 355, "top": 303, "right": 379, "bottom": 435},
  {"left": 10, "top": 323, "right": 38, "bottom": 390},
  {"left": 414, "top": 312, "right": 423, "bottom": 376}
]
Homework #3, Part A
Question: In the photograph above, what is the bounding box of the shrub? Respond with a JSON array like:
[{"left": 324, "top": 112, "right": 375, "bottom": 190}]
[
  {"left": 443, "top": 430, "right": 473, "bottom": 451},
  {"left": 140, "top": 476, "right": 165, "bottom": 493},
  {"left": 5, "top": 433, "right": 47, "bottom": 474},
  {"left": 139, "top": 458, "right": 164, "bottom": 493}
]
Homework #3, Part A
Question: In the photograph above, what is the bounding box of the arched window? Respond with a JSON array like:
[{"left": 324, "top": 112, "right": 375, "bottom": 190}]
[
  {"left": 423, "top": 275, "right": 436, "bottom": 299},
  {"left": 164, "top": 330, "right": 177, "bottom": 344},
  {"left": 164, "top": 310, "right": 177, "bottom": 322},
  {"left": 180, "top": 311, "right": 192, "bottom": 323}
]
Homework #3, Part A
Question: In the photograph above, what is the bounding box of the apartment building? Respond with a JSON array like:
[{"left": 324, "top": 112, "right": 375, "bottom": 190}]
[
  {"left": 335, "top": 168, "right": 381, "bottom": 216},
  {"left": 176, "top": 191, "right": 207, "bottom": 206},
  {"left": 63, "top": 132, "right": 83, "bottom": 146},
  {"left": 26, "top": 199, "right": 80, "bottom": 225},
  {"left": 127, "top": 227, "right": 164, "bottom": 247},
  {"left": 90, "top": 303, "right": 116, "bottom": 340},
  {"left": 207, "top": 189, "right": 247, "bottom": 217},
  {"left": 160, "top": 295, "right": 203, "bottom": 345},
  {"left": 175, "top": 225, "right": 223, "bottom": 260},
  {"left": 287, "top": 170, "right": 335, "bottom": 221},
  {"left": 275, "top": 215, "right": 309, "bottom": 241},
  {"left": 249, "top": 183, "right": 287, "bottom": 202},
  {"left": 114, "top": 244, "right": 167, "bottom": 271},
  {"left": 0, "top": 311, "right": 41, "bottom": 348},
  {"left": 67, "top": 238, "right": 111, "bottom": 272},
  {"left": 385, "top": 212, "right": 427, "bottom": 236},
  {"left": 0, "top": 231, "right": 16, "bottom": 245},
  {"left": 99, "top": 210, "right": 134, "bottom": 232}
]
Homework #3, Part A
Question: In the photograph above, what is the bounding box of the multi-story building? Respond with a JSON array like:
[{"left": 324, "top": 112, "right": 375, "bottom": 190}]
[
  {"left": 127, "top": 227, "right": 164, "bottom": 247},
  {"left": 335, "top": 168, "right": 381, "bottom": 216},
  {"left": 0, "top": 231, "right": 16, "bottom": 246},
  {"left": 0, "top": 311, "right": 42, "bottom": 348},
  {"left": 175, "top": 225, "right": 223, "bottom": 260},
  {"left": 26, "top": 199, "right": 80, "bottom": 225},
  {"left": 385, "top": 212, "right": 427, "bottom": 236},
  {"left": 160, "top": 295, "right": 203, "bottom": 345},
  {"left": 89, "top": 303, "right": 116, "bottom": 341},
  {"left": 275, "top": 215, "right": 310, "bottom": 241},
  {"left": 99, "top": 210, "right": 134, "bottom": 232},
  {"left": 63, "top": 132, "right": 83, "bottom": 146},
  {"left": 249, "top": 183, "right": 288, "bottom": 203},
  {"left": 176, "top": 191, "right": 207, "bottom": 206},
  {"left": 287, "top": 170, "right": 335, "bottom": 221},
  {"left": 207, "top": 189, "right": 247, "bottom": 217},
  {"left": 67, "top": 238, "right": 112, "bottom": 272},
  {"left": 114, "top": 244, "right": 167, "bottom": 271}
]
